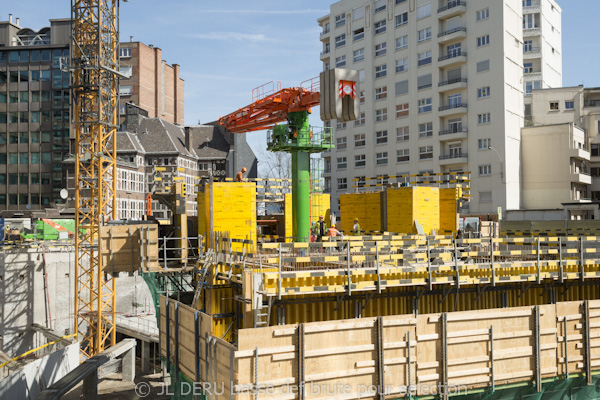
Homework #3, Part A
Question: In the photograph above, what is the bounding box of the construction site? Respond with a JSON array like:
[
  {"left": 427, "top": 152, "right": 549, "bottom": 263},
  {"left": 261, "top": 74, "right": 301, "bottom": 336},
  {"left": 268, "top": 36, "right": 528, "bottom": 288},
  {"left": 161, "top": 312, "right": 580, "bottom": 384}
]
[{"left": 3, "top": 1, "right": 600, "bottom": 400}]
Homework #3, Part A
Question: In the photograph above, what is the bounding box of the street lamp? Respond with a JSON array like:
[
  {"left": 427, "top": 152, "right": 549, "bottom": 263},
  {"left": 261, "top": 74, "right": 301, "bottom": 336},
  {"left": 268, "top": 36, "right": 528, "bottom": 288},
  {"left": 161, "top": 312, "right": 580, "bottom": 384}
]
[{"left": 488, "top": 146, "right": 504, "bottom": 184}]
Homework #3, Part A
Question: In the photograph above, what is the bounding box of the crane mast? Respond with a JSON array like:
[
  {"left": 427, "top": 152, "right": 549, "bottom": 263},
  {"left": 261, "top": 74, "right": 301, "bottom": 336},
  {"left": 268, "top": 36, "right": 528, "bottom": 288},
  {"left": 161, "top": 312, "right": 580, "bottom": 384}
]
[{"left": 71, "top": 0, "right": 119, "bottom": 357}]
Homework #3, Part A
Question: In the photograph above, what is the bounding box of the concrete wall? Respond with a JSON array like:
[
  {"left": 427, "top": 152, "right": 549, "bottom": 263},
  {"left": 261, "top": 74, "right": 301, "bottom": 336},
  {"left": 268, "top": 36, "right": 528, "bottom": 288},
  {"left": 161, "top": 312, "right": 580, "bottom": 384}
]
[{"left": 0, "top": 246, "right": 155, "bottom": 357}]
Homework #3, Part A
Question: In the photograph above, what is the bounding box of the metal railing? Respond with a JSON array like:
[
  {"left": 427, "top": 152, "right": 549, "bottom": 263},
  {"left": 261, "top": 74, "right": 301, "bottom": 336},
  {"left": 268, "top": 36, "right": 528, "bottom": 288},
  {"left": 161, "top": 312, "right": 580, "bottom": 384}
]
[
  {"left": 440, "top": 153, "right": 468, "bottom": 160},
  {"left": 439, "top": 103, "right": 468, "bottom": 111},
  {"left": 158, "top": 235, "right": 202, "bottom": 268},
  {"left": 438, "top": 1, "right": 466, "bottom": 13},
  {"left": 439, "top": 78, "right": 467, "bottom": 87},
  {"left": 438, "top": 27, "right": 466, "bottom": 38},
  {"left": 439, "top": 128, "right": 467, "bottom": 136},
  {"left": 524, "top": 47, "right": 541, "bottom": 54},
  {"left": 320, "top": 28, "right": 330, "bottom": 36},
  {"left": 438, "top": 51, "right": 466, "bottom": 62}
]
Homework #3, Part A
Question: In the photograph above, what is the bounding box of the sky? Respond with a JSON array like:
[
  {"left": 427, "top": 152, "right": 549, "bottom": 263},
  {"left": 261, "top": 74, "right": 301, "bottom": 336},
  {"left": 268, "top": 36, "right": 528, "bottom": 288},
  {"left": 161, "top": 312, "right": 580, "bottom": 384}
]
[{"left": 5, "top": 0, "right": 600, "bottom": 165}]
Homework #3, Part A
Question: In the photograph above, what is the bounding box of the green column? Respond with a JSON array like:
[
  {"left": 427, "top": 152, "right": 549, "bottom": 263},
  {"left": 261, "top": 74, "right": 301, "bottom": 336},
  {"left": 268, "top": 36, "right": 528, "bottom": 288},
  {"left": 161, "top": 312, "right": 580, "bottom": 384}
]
[
  {"left": 292, "top": 151, "right": 310, "bottom": 242},
  {"left": 289, "top": 111, "right": 312, "bottom": 242}
]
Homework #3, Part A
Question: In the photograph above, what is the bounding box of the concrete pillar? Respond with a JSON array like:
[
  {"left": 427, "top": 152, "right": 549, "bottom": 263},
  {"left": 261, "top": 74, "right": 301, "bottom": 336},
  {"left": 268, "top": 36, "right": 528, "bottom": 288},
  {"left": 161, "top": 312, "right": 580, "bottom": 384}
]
[
  {"left": 141, "top": 339, "right": 150, "bottom": 373},
  {"left": 81, "top": 370, "right": 98, "bottom": 400},
  {"left": 122, "top": 345, "right": 136, "bottom": 382}
]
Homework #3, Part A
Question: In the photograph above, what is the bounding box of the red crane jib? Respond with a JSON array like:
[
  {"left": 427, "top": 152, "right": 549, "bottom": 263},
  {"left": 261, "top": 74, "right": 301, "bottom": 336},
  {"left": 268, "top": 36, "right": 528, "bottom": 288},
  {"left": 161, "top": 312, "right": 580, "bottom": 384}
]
[{"left": 219, "top": 87, "right": 320, "bottom": 134}]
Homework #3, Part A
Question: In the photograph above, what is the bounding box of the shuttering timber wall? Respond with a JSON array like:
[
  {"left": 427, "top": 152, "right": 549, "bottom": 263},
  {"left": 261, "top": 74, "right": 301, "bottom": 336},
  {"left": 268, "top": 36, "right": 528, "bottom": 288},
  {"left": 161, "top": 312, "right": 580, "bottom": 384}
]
[
  {"left": 99, "top": 224, "right": 159, "bottom": 272},
  {"left": 340, "top": 192, "right": 381, "bottom": 232},
  {"left": 501, "top": 220, "right": 600, "bottom": 236},
  {"left": 161, "top": 297, "right": 600, "bottom": 400},
  {"left": 197, "top": 182, "right": 257, "bottom": 252},
  {"left": 340, "top": 187, "right": 461, "bottom": 235}
]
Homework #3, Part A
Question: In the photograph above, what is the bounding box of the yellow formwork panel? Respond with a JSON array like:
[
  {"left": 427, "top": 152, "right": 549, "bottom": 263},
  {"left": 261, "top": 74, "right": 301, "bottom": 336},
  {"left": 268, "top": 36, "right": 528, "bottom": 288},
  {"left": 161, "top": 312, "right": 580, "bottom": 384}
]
[
  {"left": 310, "top": 193, "right": 331, "bottom": 226},
  {"left": 439, "top": 187, "right": 461, "bottom": 235},
  {"left": 340, "top": 192, "right": 382, "bottom": 232},
  {"left": 387, "top": 187, "right": 439, "bottom": 235},
  {"left": 198, "top": 182, "right": 257, "bottom": 252},
  {"left": 284, "top": 193, "right": 293, "bottom": 242}
]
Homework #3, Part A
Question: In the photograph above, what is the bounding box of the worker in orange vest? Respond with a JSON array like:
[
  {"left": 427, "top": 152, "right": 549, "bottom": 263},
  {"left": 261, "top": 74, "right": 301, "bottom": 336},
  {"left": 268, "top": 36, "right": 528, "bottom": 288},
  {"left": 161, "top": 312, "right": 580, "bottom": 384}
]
[
  {"left": 235, "top": 167, "right": 247, "bottom": 182},
  {"left": 327, "top": 224, "right": 342, "bottom": 238}
]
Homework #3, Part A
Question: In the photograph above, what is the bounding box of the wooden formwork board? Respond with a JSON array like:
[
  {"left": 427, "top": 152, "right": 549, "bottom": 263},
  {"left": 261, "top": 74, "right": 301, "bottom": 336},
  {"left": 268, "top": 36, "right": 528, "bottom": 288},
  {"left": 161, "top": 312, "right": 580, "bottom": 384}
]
[
  {"left": 99, "top": 224, "right": 159, "bottom": 273},
  {"left": 161, "top": 297, "right": 600, "bottom": 400}
]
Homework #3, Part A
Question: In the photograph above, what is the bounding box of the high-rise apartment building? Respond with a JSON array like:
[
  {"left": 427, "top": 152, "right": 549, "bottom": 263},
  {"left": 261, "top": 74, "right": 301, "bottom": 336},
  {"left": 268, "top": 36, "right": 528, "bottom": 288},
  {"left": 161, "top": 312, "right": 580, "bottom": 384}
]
[
  {"left": 0, "top": 15, "right": 186, "bottom": 214},
  {"left": 319, "top": 0, "right": 562, "bottom": 216}
]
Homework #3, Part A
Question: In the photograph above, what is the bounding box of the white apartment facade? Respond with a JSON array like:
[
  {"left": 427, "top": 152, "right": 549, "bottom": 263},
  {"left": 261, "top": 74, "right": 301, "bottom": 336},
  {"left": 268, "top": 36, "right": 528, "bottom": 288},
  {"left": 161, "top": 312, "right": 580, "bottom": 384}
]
[{"left": 319, "top": 0, "right": 561, "bottom": 216}]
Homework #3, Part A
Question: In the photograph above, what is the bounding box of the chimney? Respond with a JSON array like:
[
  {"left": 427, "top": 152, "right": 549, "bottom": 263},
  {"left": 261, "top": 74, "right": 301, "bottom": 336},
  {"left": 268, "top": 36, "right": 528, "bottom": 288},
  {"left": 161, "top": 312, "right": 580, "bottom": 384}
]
[
  {"left": 16, "top": 17, "right": 19, "bottom": 26},
  {"left": 8, "top": 14, "right": 12, "bottom": 23},
  {"left": 184, "top": 127, "right": 191, "bottom": 151}
]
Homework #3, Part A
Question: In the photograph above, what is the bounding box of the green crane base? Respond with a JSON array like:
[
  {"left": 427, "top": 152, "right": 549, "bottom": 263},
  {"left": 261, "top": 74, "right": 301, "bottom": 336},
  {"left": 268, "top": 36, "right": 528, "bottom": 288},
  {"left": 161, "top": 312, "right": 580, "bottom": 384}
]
[{"left": 267, "top": 110, "right": 333, "bottom": 242}]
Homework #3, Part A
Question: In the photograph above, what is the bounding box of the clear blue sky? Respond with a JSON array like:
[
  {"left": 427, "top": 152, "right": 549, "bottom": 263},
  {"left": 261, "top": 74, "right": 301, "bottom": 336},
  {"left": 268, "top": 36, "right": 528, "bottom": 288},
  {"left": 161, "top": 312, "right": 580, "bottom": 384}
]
[{"left": 6, "top": 0, "right": 600, "bottom": 157}]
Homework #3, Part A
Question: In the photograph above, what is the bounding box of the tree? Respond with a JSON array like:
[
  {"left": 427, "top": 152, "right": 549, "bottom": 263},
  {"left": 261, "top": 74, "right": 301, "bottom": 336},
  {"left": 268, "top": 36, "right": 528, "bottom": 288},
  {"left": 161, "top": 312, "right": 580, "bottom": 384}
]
[{"left": 256, "top": 149, "right": 291, "bottom": 180}]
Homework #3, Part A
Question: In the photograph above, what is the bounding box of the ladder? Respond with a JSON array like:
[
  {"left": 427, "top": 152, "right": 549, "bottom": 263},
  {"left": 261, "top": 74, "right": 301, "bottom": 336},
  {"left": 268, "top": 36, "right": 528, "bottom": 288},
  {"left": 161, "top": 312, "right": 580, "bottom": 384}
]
[
  {"left": 254, "top": 294, "right": 273, "bottom": 328},
  {"left": 191, "top": 249, "right": 214, "bottom": 308}
]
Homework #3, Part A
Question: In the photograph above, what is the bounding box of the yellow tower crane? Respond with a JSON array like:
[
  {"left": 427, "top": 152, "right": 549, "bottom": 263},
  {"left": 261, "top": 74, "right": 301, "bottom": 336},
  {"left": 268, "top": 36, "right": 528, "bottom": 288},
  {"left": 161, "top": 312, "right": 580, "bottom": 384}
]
[{"left": 70, "top": 0, "right": 120, "bottom": 357}]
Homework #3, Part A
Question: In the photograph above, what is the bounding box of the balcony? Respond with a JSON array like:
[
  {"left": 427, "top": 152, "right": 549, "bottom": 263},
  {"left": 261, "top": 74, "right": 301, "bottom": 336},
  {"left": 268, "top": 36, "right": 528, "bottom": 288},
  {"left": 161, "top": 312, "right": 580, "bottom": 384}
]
[
  {"left": 523, "top": 27, "right": 541, "bottom": 37},
  {"left": 584, "top": 100, "right": 600, "bottom": 109},
  {"left": 320, "top": 28, "right": 330, "bottom": 40},
  {"left": 438, "top": 51, "right": 467, "bottom": 68},
  {"left": 570, "top": 148, "right": 591, "bottom": 161},
  {"left": 439, "top": 128, "right": 468, "bottom": 140},
  {"left": 438, "top": 27, "right": 466, "bottom": 43},
  {"left": 320, "top": 50, "right": 330, "bottom": 60},
  {"left": 438, "top": 102, "right": 468, "bottom": 117},
  {"left": 524, "top": 71, "right": 542, "bottom": 81},
  {"left": 523, "top": 47, "right": 541, "bottom": 59},
  {"left": 571, "top": 172, "right": 592, "bottom": 185},
  {"left": 437, "top": 1, "right": 467, "bottom": 19},
  {"left": 523, "top": 4, "right": 542, "bottom": 13},
  {"left": 439, "top": 152, "right": 468, "bottom": 165},
  {"left": 438, "top": 78, "right": 467, "bottom": 92}
]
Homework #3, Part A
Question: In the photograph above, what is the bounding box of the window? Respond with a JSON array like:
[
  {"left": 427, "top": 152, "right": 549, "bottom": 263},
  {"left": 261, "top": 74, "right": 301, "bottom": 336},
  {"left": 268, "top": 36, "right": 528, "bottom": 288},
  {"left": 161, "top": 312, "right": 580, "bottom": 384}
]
[
  {"left": 375, "top": 64, "right": 387, "bottom": 78},
  {"left": 119, "top": 65, "right": 132, "bottom": 78},
  {"left": 396, "top": 35, "right": 408, "bottom": 50},
  {"left": 353, "top": 48, "right": 365, "bottom": 63},
  {"left": 375, "top": 108, "right": 388, "bottom": 122},
  {"left": 592, "top": 144, "right": 599, "bottom": 157},
  {"left": 31, "top": 153, "right": 40, "bottom": 164},
  {"left": 359, "top": 69, "right": 365, "bottom": 83},
  {"left": 525, "top": 80, "right": 541, "bottom": 95},
  {"left": 479, "top": 164, "right": 492, "bottom": 176},
  {"left": 376, "top": 130, "right": 388, "bottom": 144},
  {"left": 119, "top": 85, "right": 132, "bottom": 96},
  {"left": 419, "top": 146, "right": 433, "bottom": 160},
  {"left": 418, "top": 27, "right": 432, "bottom": 42},
  {"left": 353, "top": 28, "right": 364, "bottom": 41},
  {"left": 336, "top": 121, "right": 347, "bottom": 130},
  {"left": 478, "top": 87, "right": 491, "bottom": 98},
  {"left": 375, "top": 86, "right": 387, "bottom": 100},
  {"left": 337, "top": 178, "right": 347, "bottom": 190},
  {"left": 477, "top": 60, "right": 490, "bottom": 73},
  {"left": 417, "top": 73, "right": 432, "bottom": 90},
  {"left": 356, "top": 176, "right": 366, "bottom": 187},
  {"left": 396, "top": 0, "right": 407, "bottom": 4},
  {"left": 592, "top": 168, "right": 600, "bottom": 177},
  {"left": 476, "top": 8, "right": 489, "bottom": 21},
  {"left": 355, "top": 112, "right": 366, "bottom": 126},
  {"left": 335, "top": 55, "right": 346, "bottom": 68},
  {"left": 397, "top": 126, "right": 409, "bottom": 141},
  {"left": 337, "top": 157, "right": 347, "bottom": 169},
  {"left": 565, "top": 101, "right": 574, "bottom": 110},
  {"left": 355, "top": 134, "right": 366, "bottom": 147},
  {"left": 397, "top": 149, "right": 410, "bottom": 163},
  {"left": 374, "top": 20, "right": 386, "bottom": 35},
  {"left": 20, "top": 92, "right": 28, "bottom": 103},
  {"left": 549, "top": 101, "right": 559, "bottom": 111},
  {"left": 396, "top": 58, "right": 408, "bottom": 73},
  {"left": 335, "top": 13, "right": 346, "bottom": 27},
  {"left": 355, "top": 154, "right": 366, "bottom": 167},
  {"left": 359, "top": 90, "right": 365, "bottom": 104},
  {"left": 9, "top": 154, "right": 18, "bottom": 164},
  {"left": 41, "top": 152, "right": 51, "bottom": 163},
  {"left": 119, "top": 47, "right": 132, "bottom": 58},
  {"left": 419, "top": 122, "right": 433, "bottom": 138},
  {"left": 335, "top": 34, "right": 346, "bottom": 48},
  {"left": 524, "top": 40, "right": 533, "bottom": 52},
  {"left": 478, "top": 138, "right": 491, "bottom": 150},
  {"left": 324, "top": 62, "right": 330, "bottom": 71},
  {"left": 524, "top": 63, "right": 533, "bottom": 74},
  {"left": 477, "top": 35, "right": 490, "bottom": 47},
  {"left": 396, "top": 103, "right": 409, "bottom": 118},
  {"left": 376, "top": 152, "right": 388, "bottom": 165},
  {"left": 9, "top": 174, "right": 18, "bottom": 185},
  {"left": 375, "top": 42, "right": 387, "bottom": 57},
  {"left": 478, "top": 113, "right": 491, "bottom": 124},
  {"left": 417, "top": 3, "right": 432, "bottom": 19},
  {"left": 479, "top": 191, "right": 492, "bottom": 202},
  {"left": 523, "top": 14, "right": 539, "bottom": 29},
  {"left": 418, "top": 98, "right": 432, "bottom": 113},
  {"left": 395, "top": 12, "right": 408, "bottom": 27},
  {"left": 353, "top": 6, "right": 365, "bottom": 21},
  {"left": 20, "top": 153, "right": 28, "bottom": 164},
  {"left": 417, "top": 51, "right": 432, "bottom": 67},
  {"left": 19, "top": 173, "right": 28, "bottom": 185}
]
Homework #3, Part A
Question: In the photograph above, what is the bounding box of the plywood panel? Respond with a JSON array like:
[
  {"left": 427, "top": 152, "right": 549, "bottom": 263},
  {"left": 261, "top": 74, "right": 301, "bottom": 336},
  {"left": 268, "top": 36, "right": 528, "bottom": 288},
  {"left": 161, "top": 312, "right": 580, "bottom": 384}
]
[{"left": 99, "top": 224, "right": 160, "bottom": 272}]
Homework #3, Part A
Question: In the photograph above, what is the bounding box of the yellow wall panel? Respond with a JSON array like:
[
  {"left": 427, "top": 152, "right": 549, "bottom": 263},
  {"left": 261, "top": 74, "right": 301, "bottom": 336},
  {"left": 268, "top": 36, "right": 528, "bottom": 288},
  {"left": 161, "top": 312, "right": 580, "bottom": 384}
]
[{"left": 340, "top": 192, "right": 382, "bottom": 232}]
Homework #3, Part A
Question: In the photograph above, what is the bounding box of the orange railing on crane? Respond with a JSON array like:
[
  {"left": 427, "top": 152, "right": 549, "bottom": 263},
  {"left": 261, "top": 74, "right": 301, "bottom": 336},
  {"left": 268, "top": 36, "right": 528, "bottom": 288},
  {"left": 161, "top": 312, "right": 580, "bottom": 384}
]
[{"left": 219, "top": 77, "right": 321, "bottom": 134}]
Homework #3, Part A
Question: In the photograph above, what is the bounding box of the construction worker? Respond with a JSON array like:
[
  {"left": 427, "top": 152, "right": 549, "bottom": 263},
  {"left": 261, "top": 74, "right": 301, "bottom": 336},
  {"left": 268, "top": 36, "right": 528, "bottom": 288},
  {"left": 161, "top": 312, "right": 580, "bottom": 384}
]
[
  {"left": 314, "top": 215, "right": 327, "bottom": 241},
  {"left": 235, "top": 167, "right": 247, "bottom": 182},
  {"left": 327, "top": 224, "right": 342, "bottom": 238},
  {"left": 352, "top": 218, "right": 361, "bottom": 236}
]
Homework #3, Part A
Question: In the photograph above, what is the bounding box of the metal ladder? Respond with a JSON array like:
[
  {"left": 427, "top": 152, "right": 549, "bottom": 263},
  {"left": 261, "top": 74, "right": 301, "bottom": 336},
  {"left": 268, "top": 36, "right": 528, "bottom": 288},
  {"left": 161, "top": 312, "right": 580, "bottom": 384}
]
[
  {"left": 191, "top": 249, "right": 214, "bottom": 307},
  {"left": 254, "top": 294, "right": 273, "bottom": 328}
]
